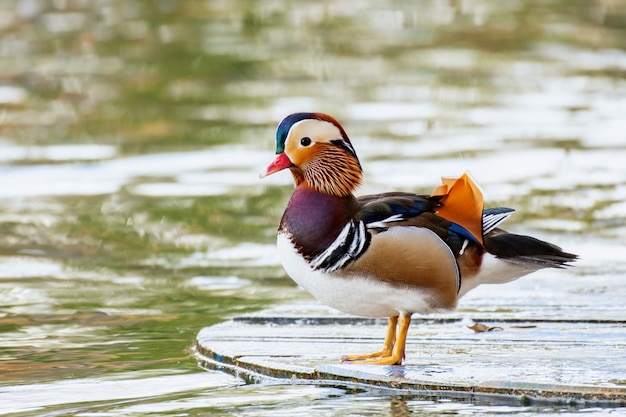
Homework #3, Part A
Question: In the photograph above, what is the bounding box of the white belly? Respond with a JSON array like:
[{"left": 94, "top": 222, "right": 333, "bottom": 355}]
[{"left": 277, "top": 233, "right": 435, "bottom": 317}]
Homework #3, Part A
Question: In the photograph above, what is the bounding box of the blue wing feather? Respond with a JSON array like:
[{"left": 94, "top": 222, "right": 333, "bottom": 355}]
[{"left": 357, "top": 193, "right": 515, "bottom": 247}]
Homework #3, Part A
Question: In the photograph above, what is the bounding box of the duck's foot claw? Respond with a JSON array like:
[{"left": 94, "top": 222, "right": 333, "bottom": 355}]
[
  {"left": 341, "top": 349, "right": 403, "bottom": 365},
  {"left": 340, "top": 348, "right": 392, "bottom": 363}
]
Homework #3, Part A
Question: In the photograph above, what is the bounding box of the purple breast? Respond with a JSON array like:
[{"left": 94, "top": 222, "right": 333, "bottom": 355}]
[{"left": 280, "top": 188, "right": 358, "bottom": 258}]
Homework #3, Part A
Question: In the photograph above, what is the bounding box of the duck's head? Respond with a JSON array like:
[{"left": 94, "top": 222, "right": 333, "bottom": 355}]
[{"left": 260, "top": 112, "right": 362, "bottom": 197}]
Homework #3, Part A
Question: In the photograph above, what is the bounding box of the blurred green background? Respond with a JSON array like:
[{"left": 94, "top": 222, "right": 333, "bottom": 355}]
[{"left": 1, "top": 1, "right": 625, "bottom": 415}]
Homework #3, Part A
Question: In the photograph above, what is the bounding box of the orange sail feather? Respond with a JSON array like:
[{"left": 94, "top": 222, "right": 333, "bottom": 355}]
[{"left": 432, "top": 172, "right": 484, "bottom": 245}]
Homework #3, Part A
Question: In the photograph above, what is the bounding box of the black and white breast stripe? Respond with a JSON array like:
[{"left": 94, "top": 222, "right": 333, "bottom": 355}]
[{"left": 309, "top": 220, "right": 371, "bottom": 272}]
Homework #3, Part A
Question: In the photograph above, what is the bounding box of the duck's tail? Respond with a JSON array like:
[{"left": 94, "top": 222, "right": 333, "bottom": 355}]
[{"left": 484, "top": 231, "right": 578, "bottom": 269}]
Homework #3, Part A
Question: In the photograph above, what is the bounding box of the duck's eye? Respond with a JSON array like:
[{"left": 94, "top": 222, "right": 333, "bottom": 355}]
[{"left": 300, "top": 137, "right": 312, "bottom": 147}]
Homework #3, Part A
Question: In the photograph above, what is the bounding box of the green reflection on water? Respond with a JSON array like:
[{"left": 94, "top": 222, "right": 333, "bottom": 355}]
[{"left": 0, "top": 188, "right": 291, "bottom": 385}]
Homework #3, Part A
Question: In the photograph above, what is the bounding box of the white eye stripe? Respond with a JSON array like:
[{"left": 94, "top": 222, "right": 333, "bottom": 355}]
[{"left": 287, "top": 119, "right": 343, "bottom": 147}]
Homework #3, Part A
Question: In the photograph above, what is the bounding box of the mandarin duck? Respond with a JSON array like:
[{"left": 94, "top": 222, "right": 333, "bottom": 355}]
[{"left": 260, "top": 112, "right": 577, "bottom": 365}]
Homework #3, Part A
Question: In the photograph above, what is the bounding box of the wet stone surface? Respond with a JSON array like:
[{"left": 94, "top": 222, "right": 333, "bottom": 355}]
[{"left": 194, "top": 292, "right": 626, "bottom": 406}]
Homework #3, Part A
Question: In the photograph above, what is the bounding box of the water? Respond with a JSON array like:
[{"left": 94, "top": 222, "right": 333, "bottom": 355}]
[{"left": 0, "top": 0, "right": 625, "bottom": 415}]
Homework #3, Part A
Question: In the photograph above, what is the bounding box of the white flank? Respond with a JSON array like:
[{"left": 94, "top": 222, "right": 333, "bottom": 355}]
[
  {"left": 458, "top": 252, "right": 540, "bottom": 298},
  {"left": 277, "top": 233, "right": 433, "bottom": 317}
]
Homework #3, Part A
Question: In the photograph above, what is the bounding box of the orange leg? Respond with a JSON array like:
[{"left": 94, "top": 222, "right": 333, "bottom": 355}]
[
  {"left": 341, "top": 316, "right": 397, "bottom": 362},
  {"left": 342, "top": 315, "right": 411, "bottom": 365}
]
